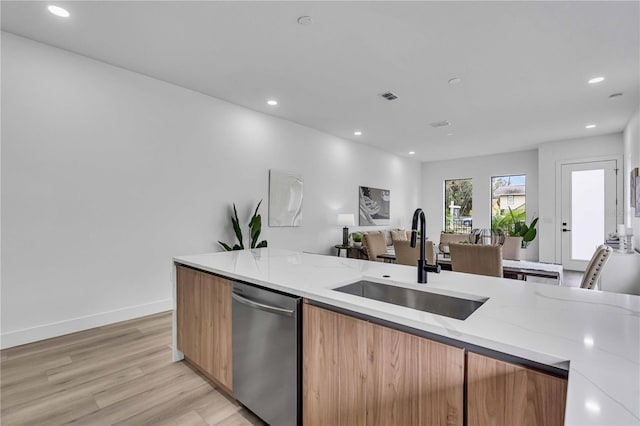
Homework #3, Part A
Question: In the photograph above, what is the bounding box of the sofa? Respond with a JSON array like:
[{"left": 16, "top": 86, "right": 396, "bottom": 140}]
[{"left": 349, "top": 229, "right": 410, "bottom": 260}]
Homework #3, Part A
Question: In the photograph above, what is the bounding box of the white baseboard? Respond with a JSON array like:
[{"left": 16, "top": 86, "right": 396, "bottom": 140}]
[{"left": 0, "top": 299, "right": 173, "bottom": 349}]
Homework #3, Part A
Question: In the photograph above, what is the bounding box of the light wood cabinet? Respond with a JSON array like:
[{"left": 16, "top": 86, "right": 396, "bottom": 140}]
[
  {"left": 303, "top": 304, "right": 464, "bottom": 426},
  {"left": 467, "top": 352, "right": 567, "bottom": 426},
  {"left": 176, "top": 265, "right": 232, "bottom": 393},
  {"left": 367, "top": 321, "right": 464, "bottom": 425},
  {"left": 303, "top": 303, "right": 367, "bottom": 426}
]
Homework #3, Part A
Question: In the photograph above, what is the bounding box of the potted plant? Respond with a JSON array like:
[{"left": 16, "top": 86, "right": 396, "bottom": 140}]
[
  {"left": 492, "top": 208, "right": 539, "bottom": 260},
  {"left": 352, "top": 233, "right": 362, "bottom": 248},
  {"left": 218, "top": 200, "right": 268, "bottom": 251}
]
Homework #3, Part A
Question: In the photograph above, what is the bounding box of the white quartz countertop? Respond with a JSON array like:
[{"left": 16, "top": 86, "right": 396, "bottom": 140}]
[{"left": 173, "top": 248, "right": 640, "bottom": 426}]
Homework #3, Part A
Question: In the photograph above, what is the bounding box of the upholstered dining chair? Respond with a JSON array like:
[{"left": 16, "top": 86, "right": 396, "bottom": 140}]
[
  {"left": 394, "top": 240, "right": 436, "bottom": 266},
  {"left": 363, "top": 233, "right": 387, "bottom": 262},
  {"left": 580, "top": 244, "right": 613, "bottom": 290},
  {"left": 449, "top": 243, "right": 503, "bottom": 278}
]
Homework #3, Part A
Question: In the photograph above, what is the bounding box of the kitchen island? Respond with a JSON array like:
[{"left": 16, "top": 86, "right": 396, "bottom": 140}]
[{"left": 172, "top": 248, "right": 639, "bottom": 426}]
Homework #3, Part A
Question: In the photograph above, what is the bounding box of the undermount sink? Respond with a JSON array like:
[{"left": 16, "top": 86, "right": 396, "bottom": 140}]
[{"left": 333, "top": 280, "right": 487, "bottom": 320}]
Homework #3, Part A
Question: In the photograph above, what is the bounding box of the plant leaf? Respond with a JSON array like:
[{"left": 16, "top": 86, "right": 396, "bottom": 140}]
[
  {"left": 249, "top": 200, "right": 263, "bottom": 225},
  {"left": 523, "top": 227, "right": 537, "bottom": 243},
  {"left": 232, "top": 244, "right": 242, "bottom": 250},
  {"left": 232, "top": 203, "right": 244, "bottom": 249},
  {"left": 218, "top": 241, "right": 233, "bottom": 251},
  {"left": 257, "top": 240, "right": 268, "bottom": 248},
  {"left": 250, "top": 214, "right": 262, "bottom": 248}
]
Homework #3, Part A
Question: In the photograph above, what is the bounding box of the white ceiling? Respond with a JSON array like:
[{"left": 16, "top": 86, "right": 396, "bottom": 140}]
[{"left": 2, "top": 1, "right": 638, "bottom": 162}]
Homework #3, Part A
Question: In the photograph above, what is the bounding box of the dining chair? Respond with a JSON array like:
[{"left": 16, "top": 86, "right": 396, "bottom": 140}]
[
  {"left": 363, "top": 233, "right": 387, "bottom": 262},
  {"left": 394, "top": 240, "right": 436, "bottom": 266},
  {"left": 449, "top": 243, "right": 503, "bottom": 278},
  {"left": 580, "top": 244, "right": 613, "bottom": 290}
]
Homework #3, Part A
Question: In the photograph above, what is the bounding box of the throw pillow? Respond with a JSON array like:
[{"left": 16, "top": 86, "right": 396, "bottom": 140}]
[{"left": 391, "top": 230, "right": 408, "bottom": 242}]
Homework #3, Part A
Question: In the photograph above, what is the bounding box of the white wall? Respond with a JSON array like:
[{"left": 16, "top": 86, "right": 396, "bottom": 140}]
[
  {"left": 624, "top": 108, "right": 640, "bottom": 248},
  {"left": 421, "top": 150, "right": 539, "bottom": 260},
  {"left": 0, "top": 34, "right": 421, "bottom": 348},
  {"left": 537, "top": 133, "right": 624, "bottom": 263}
]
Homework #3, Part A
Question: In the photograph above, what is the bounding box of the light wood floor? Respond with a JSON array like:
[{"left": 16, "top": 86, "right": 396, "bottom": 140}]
[{"left": 0, "top": 312, "right": 264, "bottom": 426}]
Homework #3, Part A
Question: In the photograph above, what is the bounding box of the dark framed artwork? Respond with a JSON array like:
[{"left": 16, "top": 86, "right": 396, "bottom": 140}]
[
  {"left": 636, "top": 175, "right": 640, "bottom": 217},
  {"left": 629, "top": 167, "right": 640, "bottom": 211},
  {"left": 359, "top": 186, "right": 390, "bottom": 226}
]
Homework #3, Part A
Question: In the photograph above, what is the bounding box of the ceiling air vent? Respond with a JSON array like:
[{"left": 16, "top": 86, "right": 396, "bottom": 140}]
[
  {"left": 429, "top": 120, "right": 451, "bottom": 128},
  {"left": 380, "top": 92, "right": 399, "bottom": 101}
]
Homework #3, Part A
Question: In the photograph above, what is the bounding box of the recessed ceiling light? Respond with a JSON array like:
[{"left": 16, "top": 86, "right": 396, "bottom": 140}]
[
  {"left": 267, "top": 99, "right": 278, "bottom": 106},
  {"left": 585, "top": 400, "right": 601, "bottom": 414},
  {"left": 408, "top": 151, "right": 415, "bottom": 155},
  {"left": 48, "top": 5, "right": 70, "bottom": 17},
  {"left": 585, "top": 124, "right": 596, "bottom": 129},
  {"left": 609, "top": 92, "right": 623, "bottom": 99},
  {"left": 446, "top": 132, "right": 454, "bottom": 136},
  {"left": 583, "top": 335, "right": 594, "bottom": 347},
  {"left": 353, "top": 131, "right": 362, "bottom": 136},
  {"left": 297, "top": 16, "right": 313, "bottom": 26},
  {"left": 448, "top": 77, "right": 462, "bottom": 85},
  {"left": 588, "top": 76, "right": 605, "bottom": 84}
]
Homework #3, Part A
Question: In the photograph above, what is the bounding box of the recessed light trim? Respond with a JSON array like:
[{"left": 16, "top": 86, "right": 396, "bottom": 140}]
[
  {"left": 353, "top": 131, "right": 362, "bottom": 136},
  {"left": 408, "top": 151, "right": 415, "bottom": 155},
  {"left": 588, "top": 76, "right": 605, "bottom": 84},
  {"left": 48, "top": 5, "right": 70, "bottom": 17},
  {"left": 585, "top": 124, "right": 596, "bottom": 129},
  {"left": 448, "top": 77, "right": 462, "bottom": 85},
  {"left": 609, "top": 92, "right": 623, "bottom": 99},
  {"left": 267, "top": 99, "right": 278, "bottom": 106}
]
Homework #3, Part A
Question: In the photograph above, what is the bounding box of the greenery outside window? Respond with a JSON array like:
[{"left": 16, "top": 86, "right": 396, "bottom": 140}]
[
  {"left": 444, "top": 178, "right": 473, "bottom": 233},
  {"left": 491, "top": 175, "right": 526, "bottom": 234}
]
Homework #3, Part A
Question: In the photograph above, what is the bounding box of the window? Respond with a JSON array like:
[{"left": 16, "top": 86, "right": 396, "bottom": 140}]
[
  {"left": 444, "top": 178, "right": 473, "bottom": 233},
  {"left": 491, "top": 175, "right": 526, "bottom": 234}
]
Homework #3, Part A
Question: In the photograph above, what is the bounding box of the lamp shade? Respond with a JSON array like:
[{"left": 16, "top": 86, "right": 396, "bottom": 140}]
[{"left": 337, "top": 213, "right": 355, "bottom": 227}]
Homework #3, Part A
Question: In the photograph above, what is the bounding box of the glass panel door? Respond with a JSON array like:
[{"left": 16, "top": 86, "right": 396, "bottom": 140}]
[{"left": 561, "top": 160, "right": 617, "bottom": 271}]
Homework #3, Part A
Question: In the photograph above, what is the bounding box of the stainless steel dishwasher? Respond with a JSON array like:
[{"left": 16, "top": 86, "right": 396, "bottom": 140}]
[{"left": 232, "top": 281, "right": 301, "bottom": 426}]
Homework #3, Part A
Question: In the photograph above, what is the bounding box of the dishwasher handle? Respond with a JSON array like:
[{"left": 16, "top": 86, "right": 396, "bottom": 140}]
[{"left": 232, "top": 292, "right": 295, "bottom": 317}]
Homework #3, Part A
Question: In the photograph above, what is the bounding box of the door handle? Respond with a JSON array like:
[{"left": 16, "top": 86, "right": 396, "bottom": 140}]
[
  {"left": 562, "top": 228, "right": 571, "bottom": 232},
  {"left": 231, "top": 292, "right": 295, "bottom": 317}
]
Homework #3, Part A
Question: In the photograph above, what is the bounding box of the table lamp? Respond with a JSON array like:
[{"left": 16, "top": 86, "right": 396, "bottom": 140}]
[{"left": 337, "top": 213, "right": 355, "bottom": 246}]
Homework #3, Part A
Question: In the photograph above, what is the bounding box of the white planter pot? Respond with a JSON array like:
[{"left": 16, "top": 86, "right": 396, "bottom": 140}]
[{"left": 503, "top": 236, "right": 523, "bottom": 260}]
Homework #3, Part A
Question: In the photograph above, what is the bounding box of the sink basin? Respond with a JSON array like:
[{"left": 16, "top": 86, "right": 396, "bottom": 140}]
[{"left": 333, "top": 280, "right": 487, "bottom": 320}]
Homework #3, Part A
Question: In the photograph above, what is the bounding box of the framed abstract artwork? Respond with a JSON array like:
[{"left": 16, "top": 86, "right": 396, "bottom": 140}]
[
  {"left": 269, "top": 170, "right": 303, "bottom": 226},
  {"left": 359, "top": 186, "right": 390, "bottom": 226},
  {"left": 632, "top": 168, "right": 639, "bottom": 215},
  {"left": 636, "top": 174, "right": 640, "bottom": 217}
]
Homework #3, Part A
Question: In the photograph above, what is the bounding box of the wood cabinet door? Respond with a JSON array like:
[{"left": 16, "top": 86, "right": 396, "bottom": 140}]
[
  {"left": 367, "top": 322, "right": 464, "bottom": 426},
  {"left": 176, "top": 265, "right": 232, "bottom": 393},
  {"left": 176, "top": 265, "right": 202, "bottom": 365},
  {"left": 303, "top": 304, "right": 367, "bottom": 426},
  {"left": 467, "top": 352, "right": 567, "bottom": 426},
  {"left": 209, "top": 274, "right": 232, "bottom": 391},
  {"left": 303, "top": 304, "right": 464, "bottom": 426}
]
